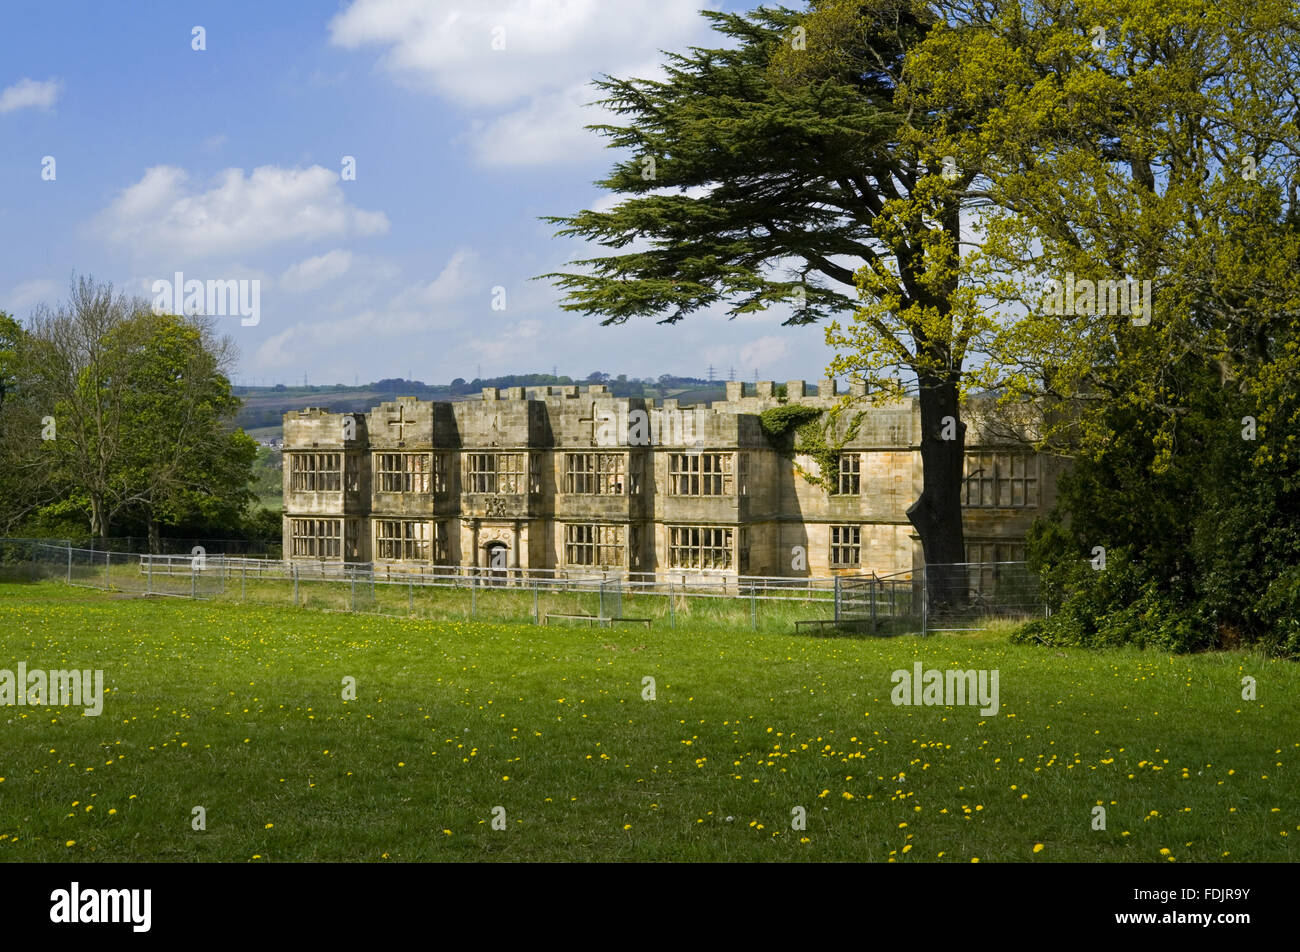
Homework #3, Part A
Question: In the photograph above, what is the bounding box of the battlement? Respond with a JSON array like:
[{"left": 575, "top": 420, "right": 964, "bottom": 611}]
[
  {"left": 473, "top": 378, "right": 874, "bottom": 410},
  {"left": 718, "top": 377, "right": 868, "bottom": 408},
  {"left": 485, "top": 384, "right": 610, "bottom": 401}
]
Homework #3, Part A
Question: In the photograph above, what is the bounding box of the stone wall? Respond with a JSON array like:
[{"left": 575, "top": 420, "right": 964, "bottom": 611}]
[{"left": 281, "top": 381, "right": 1060, "bottom": 578}]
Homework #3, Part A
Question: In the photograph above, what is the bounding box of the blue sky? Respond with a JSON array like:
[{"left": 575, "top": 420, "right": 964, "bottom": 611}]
[{"left": 0, "top": 0, "right": 843, "bottom": 386}]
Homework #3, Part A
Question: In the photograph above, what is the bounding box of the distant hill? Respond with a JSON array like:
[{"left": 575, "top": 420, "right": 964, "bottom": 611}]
[{"left": 234, "top": 374, "right": 730, "bottom": 436}]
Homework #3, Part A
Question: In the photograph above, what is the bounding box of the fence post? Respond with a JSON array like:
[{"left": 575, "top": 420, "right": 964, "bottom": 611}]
[
  {"left": 66, "top": 543, "right": 72, "bottom": 584},
  {"left": 833, "top": 575, "right": 841, "bottom": 625},
  {"left": 350, "top": 576, "right": 356, "bottom": 612},
  {"left": 191, "top": 564, "right": 196, "bottom": 600},
  {"left": 669, "top": 580, "right": 675, "bottom": 629},
  {"left": 750, "top": 584, "right": 757, "bottom": 631},
  {"left": 921, "top": 566, "right": 928, "bottom": 637},
  {"left": 242, "top": 566, "right": 247, "bottom": 602},
  {"left": 105, "top": 549, "right": 110, "bottom": 590},
  {"left": 293, "top": 564, "right": 299, "bottom": 607},
  {"left": 533, "top": 580, "right": 539, "bottom": 624},
  {"left": 471, "top": 577, "right": 477, "bottom": 618}
]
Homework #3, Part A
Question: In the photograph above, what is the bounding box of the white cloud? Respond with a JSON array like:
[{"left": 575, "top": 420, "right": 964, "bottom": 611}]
[
  {"left": 329, "top": 0, "right": 719, "bottom": 164},
  {"left": 329, "top": 1, "right": 706, "bottom": 106},
  {"left": 90, "top": 165, "right": 389, "bottom": 259},
  {"left": 466, "top": 318, "right": 543, "bottom": 363},
  {"left": 252, "top": 249, "right": 478, "bottom": 369},
  {"left": 6, "top": 278, "right": 57, "bottom": 311},
  {"left": 280, "top": 250, "right": 354, "bottom": 292},
  {"left": 463, "top": 83, "right": 606, "bottom": 166},
  {"left": 387, "top": 249, "right": 477, "bottom": 314},
  {"left": 737, "top": 335, "right": 790, "bottom": 374},
  {"left": 0, "top": 78, "right": 60, "bottom": 114}
]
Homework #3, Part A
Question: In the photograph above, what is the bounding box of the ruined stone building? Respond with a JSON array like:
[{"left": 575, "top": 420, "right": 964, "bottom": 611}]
[{"left": 281, "top": 380, "right": 1063, "bottom": 580}]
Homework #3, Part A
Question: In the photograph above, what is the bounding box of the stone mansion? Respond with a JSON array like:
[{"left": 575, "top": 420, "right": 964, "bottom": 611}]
[{"left": 281, "top": 380, "right": 1062, "bottom": 580}]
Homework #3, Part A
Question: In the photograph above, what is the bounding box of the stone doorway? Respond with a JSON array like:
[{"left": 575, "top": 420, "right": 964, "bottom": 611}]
[{"left": 484, "top": 542, "right": 509, "bottom": 586}]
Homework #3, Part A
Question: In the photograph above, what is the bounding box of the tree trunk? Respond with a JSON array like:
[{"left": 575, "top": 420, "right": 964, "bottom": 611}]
[
  {"left": 89, "top": 495, "right": 108, "bottom": 541},
  {"left": 147, "top": 516, "right": 161, "bottom": 555},
  {"left": 907, "top": 374, "right": 967, "bottom": 617}
]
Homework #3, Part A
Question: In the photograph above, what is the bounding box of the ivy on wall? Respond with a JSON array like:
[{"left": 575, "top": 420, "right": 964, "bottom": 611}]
[{"left": 759, "top": 404, "right": 864, "bottom": 493}]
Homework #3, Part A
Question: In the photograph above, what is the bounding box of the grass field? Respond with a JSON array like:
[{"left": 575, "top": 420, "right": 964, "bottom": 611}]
[{"left": 0, "top": 580, "right": 1295, "bottom": 862}]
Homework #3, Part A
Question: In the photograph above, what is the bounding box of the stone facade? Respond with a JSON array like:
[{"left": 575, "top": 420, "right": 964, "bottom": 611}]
[{"left": 282, "top": 380, "right": 1063, "bottom": 580}]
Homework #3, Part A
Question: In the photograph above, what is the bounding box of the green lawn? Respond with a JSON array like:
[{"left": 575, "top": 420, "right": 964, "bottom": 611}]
[{"left": 0, "top": 580, "right": 1294, "bottom": 862}]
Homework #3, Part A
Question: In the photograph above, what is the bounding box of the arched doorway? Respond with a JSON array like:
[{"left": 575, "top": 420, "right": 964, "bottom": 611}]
[{"left": 484, "top": 542, "right": 508, "bottom": 586}]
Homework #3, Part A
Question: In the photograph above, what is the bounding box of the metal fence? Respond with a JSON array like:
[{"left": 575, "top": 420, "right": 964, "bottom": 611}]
[
  {"left": 0, "top": 539, "right": 227, "bottom": 598},
  {"left": 0, "top": 535, "right": 280, "bottom": 557},
  {"left": 920, "top": 561, "right": 1043, "bottom": 632},
  {"left": 0, "top": 538, "right": 1044, "bottom": 634},
  {"left": 833, "top": 562, "right": 1043, "bottom": 635}
]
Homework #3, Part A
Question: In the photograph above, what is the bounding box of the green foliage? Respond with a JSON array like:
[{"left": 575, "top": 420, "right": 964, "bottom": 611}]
[
  {"left": 1017, "top": 348, "right": 1300, "bottom": 657},
  {"left": 1014, "top": 550, "right": 1209, "bottom": 655},
  {"left": 758, "top": 404, "right": 822, "bottom": 445},
  {"left": 9, "top": 277, "right": 257, "bottom": 544},
  {"left": 0, "top": 311, "right": 22, "bottom": 409},
  {"left": 759, "top": 404, "right": 864, "bottom": 493},
  {"left": 896, "top": 0, "right": 1300, "bottom": 654},
  {"left": 242, "top": 505, "right": 283, "bottom": 542},
  {"left": 249, "top": 446, "right": 284, "bottom": 507},
  {"left": 115, "top": 312, "right": 256, "bottom": 539},
  {"left": 794, "top": 410, "right": 865, "bottom": 493}
]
